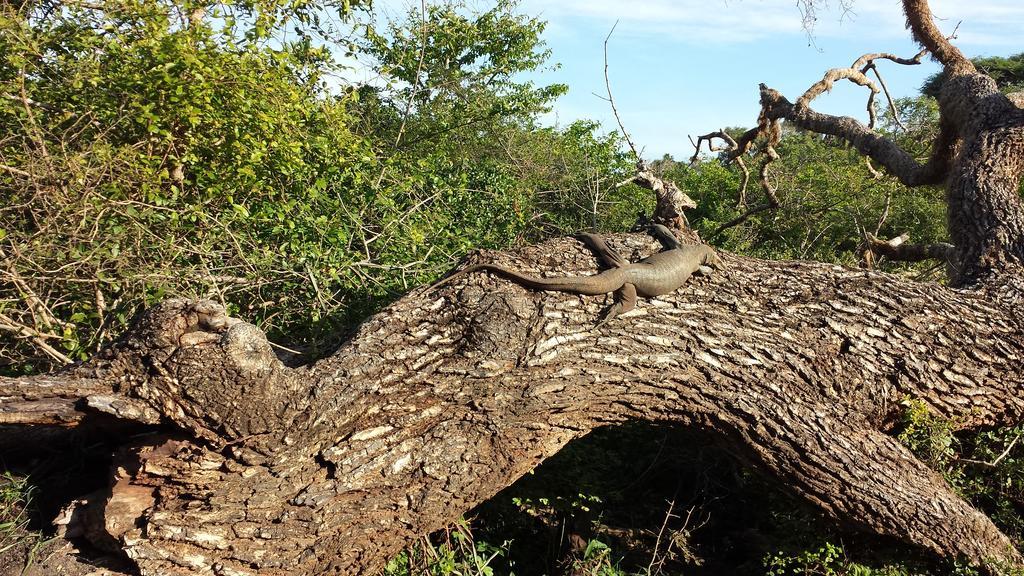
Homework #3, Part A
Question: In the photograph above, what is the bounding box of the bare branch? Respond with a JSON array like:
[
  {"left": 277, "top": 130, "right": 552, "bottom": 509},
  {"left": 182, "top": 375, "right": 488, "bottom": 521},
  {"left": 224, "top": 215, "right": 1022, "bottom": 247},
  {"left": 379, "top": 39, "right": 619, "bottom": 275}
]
[
  {"left": 712, "top": 202, "right": 774, "bottom": 236},
  {"left": 627, "top": 163, "right": 698, "bottom": 231},
  {"left": 850, "top": 49, "right": 928, "bottom": 71},
  {"left": 690, "top": 130, "right": 751, "bottom": 206},
  {"left": 601, "top": 24, "right": 697, "bottom": 231},
  {"left": 865, "top": 157, "right": 884, "bottom": 180},
  {"left": 759, "top": 84, "right": 954, "bottom": 187},
  {"left": 759, "top": 145, "right": 781, "bottom": 208},
  {"left": 795, "top": 0, "right": 855, "bottom": 40},
  {"left": 874, "top": 190, "right": 892, "bottom": 236},
  {"left": 0, "top": 312, "right": 73, "bottom": 365},
  {"left": 693, "top": 96, "right": 797, "bottom": 236},
  {"left": 0, "top": 163, "right": 32, "bottom": 178},
  {"left": 689, "top": 130, "right": 737, "bottom": 161},
  {"left": 958, "top": 431, "right": 1023, "bottom": 469},
  {"left": 1, "top": 92, "right": 58, "bottom": 112},
  {"left": 647, "top": 497, "right": 678, "bottom": 574},
  {"left": 797, "top": 49, "right": 926, "bottom": 131},
  {"left": 733, "top": 156, "right": 750, "bottom": 207},
  {"left": 603, "top": 22, "right": 640, "bottom": 163},
  {"left": 864, "top": 63, "right": 906, "bottom": 130},
  {"left": 902, "top": 0, "right": 974, "bottom": 74},
  {"left": 863, "top": 232, "right": 956, "bottom": 264}
]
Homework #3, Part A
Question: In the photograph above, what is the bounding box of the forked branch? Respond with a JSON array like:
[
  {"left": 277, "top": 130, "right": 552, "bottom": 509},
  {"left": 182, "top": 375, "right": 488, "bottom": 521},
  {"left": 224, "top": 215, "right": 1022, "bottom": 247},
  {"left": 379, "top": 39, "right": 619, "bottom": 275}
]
[
  {"left": 902, "top": 0, "right": 974, "bottom": 74},
  {"left": 861, "top": 232, "right": 956, "bottom": 267},
  {"left": 759, "top": 82, "right": 953, "bottom": 188},
  {"left": 697, "top": 44, "right": 943, "bottom": 228},
  {"left": 692, "top": 93, "right": 783, "bottom": 231},
  {"left": 690, "top": 130, "right": 751, "bottom": 206}
]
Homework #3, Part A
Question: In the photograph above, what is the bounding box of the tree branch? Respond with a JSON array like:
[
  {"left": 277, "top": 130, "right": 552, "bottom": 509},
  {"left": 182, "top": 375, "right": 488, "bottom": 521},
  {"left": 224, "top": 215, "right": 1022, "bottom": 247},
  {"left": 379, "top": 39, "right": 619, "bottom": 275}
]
[
  {"left": 0, "top": 163, "right": 33, "bottom": 178},
  {"left": 603, "top": 21, "right": 640, "bottom": 163},
  {"left": 760, "top": 84, "right": 952, "bottom": 187},
  {"left": 0, "top": 374, "right": 111, "bottom": 425},
  {"left": 862, "top": 232, "right": 956, "bottom": 264},
  {"left": 5, "top": 236, "right": 1024, "bottom": 574},
  {"left": 619, "top": 162, "right": 698, "bottom": 232},
  {"left": 690, "top": 96, "right": 783, "bottom": 222},
  {"left": 602, "top": 25, "right": 697, "bottom": 232},
  {"left": 0, "top": 312, "right": 74, "bottom": 365},
  {"left": 864, "top": 63, "right": 906, "bottom": 130},
  {"left": 902, "top": 0, "right": 974, "bottom": 74},
  {"left": 689, "top": 130, "right": 750, "bottom": 206},
  {"left": 712, "top": 202, "right": 774, "bottom": 236}
]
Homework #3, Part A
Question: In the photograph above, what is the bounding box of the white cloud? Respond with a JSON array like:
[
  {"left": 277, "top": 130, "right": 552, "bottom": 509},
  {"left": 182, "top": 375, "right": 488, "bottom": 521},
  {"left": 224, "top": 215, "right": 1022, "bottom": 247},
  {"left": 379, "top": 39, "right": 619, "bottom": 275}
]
[
  {"left": 524, "top": 0, "right": 1023, "bottom": 49},
  {"left": 524, "top": 0, "right": 804, "bottom": 44}
]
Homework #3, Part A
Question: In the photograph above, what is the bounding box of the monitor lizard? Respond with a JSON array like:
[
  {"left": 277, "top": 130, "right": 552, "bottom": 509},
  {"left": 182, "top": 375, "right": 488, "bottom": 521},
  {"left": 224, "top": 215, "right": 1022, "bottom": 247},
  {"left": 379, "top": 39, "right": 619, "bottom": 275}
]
[{"left": 430, "top": 224, "right": 723, "bottom": 324}]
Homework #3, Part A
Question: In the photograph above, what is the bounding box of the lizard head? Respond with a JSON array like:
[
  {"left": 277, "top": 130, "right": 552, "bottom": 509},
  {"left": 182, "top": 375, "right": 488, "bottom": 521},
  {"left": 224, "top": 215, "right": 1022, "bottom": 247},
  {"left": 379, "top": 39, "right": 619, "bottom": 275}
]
[
  {"left": 701, "top": 246, "right": 724, "bottom": 270},
  {"left": 646, "top": 223, "right": 682, "bottom": 250}
]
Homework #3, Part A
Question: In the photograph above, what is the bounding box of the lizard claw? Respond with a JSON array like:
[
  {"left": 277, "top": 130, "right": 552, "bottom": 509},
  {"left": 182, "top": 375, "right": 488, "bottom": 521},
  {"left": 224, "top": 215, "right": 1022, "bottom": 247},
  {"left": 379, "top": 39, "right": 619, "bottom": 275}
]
[{"left": 594, "top": 303, "right": 624, "bottom": 329}]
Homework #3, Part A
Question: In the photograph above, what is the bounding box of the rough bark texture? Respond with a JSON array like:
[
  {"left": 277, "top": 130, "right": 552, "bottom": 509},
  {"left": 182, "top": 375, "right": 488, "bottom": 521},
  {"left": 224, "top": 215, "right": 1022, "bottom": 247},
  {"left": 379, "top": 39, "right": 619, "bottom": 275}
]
[
  {"left": 620, "top": 160, "right": 698, "bottom": 232},
  {"left": 3, "top": 0, "right": 1024, "bottom": 574},
  {"left": 4, "top": 237, "right": 1024, "bottom": 574}
]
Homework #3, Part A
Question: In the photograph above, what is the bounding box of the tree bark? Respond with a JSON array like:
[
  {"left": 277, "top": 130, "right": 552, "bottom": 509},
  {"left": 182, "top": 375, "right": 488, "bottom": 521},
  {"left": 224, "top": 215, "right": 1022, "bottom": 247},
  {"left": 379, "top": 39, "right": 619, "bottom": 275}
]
[{"left": 4, "top": 232, "right": 1024, "bottom": 575}]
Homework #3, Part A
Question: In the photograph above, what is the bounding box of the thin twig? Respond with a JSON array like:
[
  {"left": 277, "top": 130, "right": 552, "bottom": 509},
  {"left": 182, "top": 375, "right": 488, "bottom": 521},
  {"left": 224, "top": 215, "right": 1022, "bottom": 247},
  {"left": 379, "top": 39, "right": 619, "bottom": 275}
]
[
  {"left": 647, "top": 497, "right": 678, "bottom": 575},
  {"left": 959, "top": 431, "right": 1023, "bottom": 468},
  {"left": 865, "top": 63, "right": 906, "bottom": 130},
  {"left": 267, "top": 340, "right": 303, "bottom": 356},
  {"left": 865, "top": 157, "right": 884, "bottom": 179},
  {"left": 874, "top": 190, "right": 892, "bottom": 236},
  {"left": 0, "top": 164, "right": 32, "bottom": 178},
  {"left": 603, "top": 22, "right": 640, "bottom": 163},
  {"left": 0, "top": 313, "right": 73, "bottom": 365},
  {"left": 712, "top": 202, "right": 774, "bottom": 236}
]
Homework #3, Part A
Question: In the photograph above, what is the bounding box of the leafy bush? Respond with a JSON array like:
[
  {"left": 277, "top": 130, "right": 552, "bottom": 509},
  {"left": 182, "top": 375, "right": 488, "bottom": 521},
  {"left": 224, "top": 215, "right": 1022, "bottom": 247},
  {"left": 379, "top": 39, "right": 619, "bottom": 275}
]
[{"left": 0, "top": 0, "right": 631, "bottom": 372}]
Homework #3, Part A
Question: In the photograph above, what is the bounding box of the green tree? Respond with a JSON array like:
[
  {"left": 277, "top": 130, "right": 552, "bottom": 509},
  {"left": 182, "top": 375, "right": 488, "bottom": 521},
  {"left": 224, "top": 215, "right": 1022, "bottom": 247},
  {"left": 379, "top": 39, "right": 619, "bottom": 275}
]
[
  {"left": 0, "top": 0, "right": 647, "bottom": 373},
  {"left": 922, "top": 52, "right": 1024, "bottom": 97},
  {"left": 0, "top": 0, "right": 385, "bottom": 370}
]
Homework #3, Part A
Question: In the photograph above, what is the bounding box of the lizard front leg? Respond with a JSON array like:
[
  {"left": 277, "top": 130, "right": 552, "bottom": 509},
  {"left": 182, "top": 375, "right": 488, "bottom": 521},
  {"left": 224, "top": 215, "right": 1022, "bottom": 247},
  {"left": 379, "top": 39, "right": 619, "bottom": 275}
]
[{"left": 595, "top": 282, "right": 637, "bottom": 328}]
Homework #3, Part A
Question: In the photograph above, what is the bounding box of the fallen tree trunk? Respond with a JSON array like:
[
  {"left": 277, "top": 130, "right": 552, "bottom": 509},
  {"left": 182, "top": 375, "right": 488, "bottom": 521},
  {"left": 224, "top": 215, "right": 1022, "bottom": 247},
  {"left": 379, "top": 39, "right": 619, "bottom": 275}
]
[{"left": 3, "top": 232, "right": 1023, "bottom": 574}]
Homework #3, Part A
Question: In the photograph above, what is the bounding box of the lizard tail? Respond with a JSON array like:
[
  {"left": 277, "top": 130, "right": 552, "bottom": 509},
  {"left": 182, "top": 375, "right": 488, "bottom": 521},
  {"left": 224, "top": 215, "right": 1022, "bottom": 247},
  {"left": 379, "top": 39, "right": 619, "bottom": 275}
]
[{"left": 438, "top": 264, "right": 620, "bottom": 296}]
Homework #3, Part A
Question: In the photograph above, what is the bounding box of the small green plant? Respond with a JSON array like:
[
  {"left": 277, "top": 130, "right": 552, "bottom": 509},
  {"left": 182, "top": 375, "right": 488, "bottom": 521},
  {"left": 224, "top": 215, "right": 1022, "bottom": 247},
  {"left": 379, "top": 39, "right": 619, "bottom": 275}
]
[
  {"left": 897, "top": 398, "right": 956, "bottom": 469},
  {"left": 0, "top": 472, "right": 50, "bottom": 573},
  {"left": 571, "top": 538, "right": 628, "bottom": 576},
  {"left": 763, "top": 542, "right": 932, "bottom": 576},
  {"left": 0, "top": 473, "right": 33, "bottom": 557},
  {"left": 765, "top": 542, "right": 844, "bottom": 575},
  {"left": 896, "top": 399, "right": 1024, "bottom": 552},
  {"left": 381, "top": 518, "right": 511, "bottom": 576},
  {"left": 511, "top": 492, "right": 602, "bottom": 516}
]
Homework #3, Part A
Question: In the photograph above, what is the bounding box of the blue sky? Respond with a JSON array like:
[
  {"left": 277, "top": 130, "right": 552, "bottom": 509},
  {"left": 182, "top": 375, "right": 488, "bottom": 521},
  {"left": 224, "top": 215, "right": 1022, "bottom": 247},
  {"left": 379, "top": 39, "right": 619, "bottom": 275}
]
[
  {"left": 509, "top": 0, "right": 1023, "bottom": 159},
  {"left": 359, "top": 1, "right": 1022, "bottom": 159}
]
